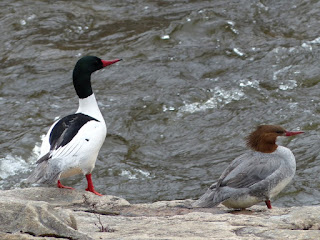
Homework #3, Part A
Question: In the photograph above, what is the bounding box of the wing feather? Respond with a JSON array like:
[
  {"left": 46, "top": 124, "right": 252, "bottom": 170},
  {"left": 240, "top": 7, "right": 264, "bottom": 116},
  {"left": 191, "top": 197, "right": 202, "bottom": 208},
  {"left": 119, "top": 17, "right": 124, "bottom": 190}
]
[
  {"left": 49, "top": 113, "right": 99, "bottom": 150},
  {"left": 219, "top": 152, "right": 281, "bottom": 189},
  {"left": 27, "top": 113, "right": 99, "bottom": 184},
  {"left": 194, "top": 151, "right": 283, "bottom": 208}
]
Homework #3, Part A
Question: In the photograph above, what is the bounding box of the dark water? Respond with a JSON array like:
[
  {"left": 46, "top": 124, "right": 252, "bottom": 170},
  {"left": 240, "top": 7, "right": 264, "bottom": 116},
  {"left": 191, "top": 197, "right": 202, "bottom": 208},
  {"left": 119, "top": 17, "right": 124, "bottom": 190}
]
[{"left": 1, "top": 0, "right": 320, "bottom": 207}]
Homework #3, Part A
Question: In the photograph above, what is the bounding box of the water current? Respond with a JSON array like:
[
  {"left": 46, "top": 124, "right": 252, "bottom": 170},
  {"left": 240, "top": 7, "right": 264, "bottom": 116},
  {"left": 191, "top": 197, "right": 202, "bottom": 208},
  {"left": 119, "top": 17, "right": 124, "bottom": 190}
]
[{"left": 1, "top": 0, "right": 320, "bottom": 207}]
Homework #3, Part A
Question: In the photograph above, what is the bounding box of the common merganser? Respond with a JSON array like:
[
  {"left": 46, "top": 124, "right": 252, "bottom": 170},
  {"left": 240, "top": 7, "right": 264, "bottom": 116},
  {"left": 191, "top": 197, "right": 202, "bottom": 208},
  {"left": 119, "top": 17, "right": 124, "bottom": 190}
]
[
  {"left": 27, "top": 56, "right": 121, "bottom": 196},
  {"left": 193, "top": 125, "right": 303, "bottom": 209}
]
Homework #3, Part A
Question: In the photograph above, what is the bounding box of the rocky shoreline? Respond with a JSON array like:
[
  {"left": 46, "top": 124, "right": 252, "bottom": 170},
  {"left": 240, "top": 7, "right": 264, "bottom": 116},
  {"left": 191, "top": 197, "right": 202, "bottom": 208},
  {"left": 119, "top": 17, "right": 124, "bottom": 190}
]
[{"left": 0, "top": 187, "right": 319, "bottom": 239}]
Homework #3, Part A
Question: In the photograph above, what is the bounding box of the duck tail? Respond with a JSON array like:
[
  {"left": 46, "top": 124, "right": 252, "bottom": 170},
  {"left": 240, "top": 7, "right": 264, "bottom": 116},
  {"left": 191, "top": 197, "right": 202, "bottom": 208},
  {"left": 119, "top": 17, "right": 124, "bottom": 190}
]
[
  {"left": 26, "top": 153, "right": 61, "bottom": 184},
  {"left": 192, "top": 184, "right": 219, "bottom": 208}
]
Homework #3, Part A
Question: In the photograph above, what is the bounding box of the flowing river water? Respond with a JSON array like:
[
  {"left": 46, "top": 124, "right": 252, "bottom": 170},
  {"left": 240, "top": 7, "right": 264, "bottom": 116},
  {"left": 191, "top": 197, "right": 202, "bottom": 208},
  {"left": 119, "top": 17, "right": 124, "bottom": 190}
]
[{"left": 1, "top": 0, "right": 320, "bottom": 207}]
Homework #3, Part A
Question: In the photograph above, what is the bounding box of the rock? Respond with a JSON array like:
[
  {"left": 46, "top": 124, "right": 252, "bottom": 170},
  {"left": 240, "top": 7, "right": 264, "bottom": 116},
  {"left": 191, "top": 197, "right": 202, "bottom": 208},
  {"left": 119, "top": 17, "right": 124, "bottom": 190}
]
[
  {"left": 0, "top": 187, "right": 320, "bottom": 239},
  {"left": 0, "top": 187, "right": 129, "bottom": 240}
]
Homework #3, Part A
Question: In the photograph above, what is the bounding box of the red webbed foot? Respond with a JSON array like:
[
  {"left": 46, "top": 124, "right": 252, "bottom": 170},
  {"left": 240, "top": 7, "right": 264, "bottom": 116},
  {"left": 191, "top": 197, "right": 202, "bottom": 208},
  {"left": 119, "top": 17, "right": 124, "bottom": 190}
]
[
  {"left": 265, "top": 200, "right": 272, "bottom": 209},
  {"left": 57, "top": 180, "right": 74, "bottom": 189},
  {"left": 85, "top": 173, "right": 103, "bottom": 196}
]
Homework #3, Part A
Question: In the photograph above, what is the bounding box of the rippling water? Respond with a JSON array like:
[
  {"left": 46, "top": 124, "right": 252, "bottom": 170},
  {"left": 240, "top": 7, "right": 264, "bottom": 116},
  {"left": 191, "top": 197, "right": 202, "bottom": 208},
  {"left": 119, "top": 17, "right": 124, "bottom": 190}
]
[{"left": 1, "top": 0, "right": 320, "bottom": 207}]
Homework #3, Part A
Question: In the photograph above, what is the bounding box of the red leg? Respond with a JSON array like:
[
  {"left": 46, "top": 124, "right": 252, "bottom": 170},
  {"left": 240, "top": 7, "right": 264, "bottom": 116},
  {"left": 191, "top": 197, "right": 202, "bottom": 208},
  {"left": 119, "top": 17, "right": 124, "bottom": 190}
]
[
  {"left": 57, "top": 180, "right": 74, "bottom": 189},
  {"left": 85, "top": 173, "right": 102, "bottom": 196},
  {"left": 265, "top": 200, "right": 272, "bottom": 209}
]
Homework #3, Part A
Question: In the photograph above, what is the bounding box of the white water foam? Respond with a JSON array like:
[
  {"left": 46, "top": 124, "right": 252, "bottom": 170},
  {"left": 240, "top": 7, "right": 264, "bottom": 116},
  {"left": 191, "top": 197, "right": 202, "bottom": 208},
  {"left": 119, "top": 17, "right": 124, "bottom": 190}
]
[
  {"left": 233, "top": 48, "right": 244, "bottom": 56},
  {"left": 239, "top": 79, "right": 260, "bottom": 89},
  {"left": 273, "top": 65, "right": 292, "bottom": 81},
  {"left": 120, "top": 168, "right": 152, "bottom": 180},
  {"left": 279, "top": 80, "right": 297, "bottom": 91},
  {"left": 161, "top": 35, "right": 170, "bottom": 40},
  {"left": 0, "top": 142, "right": 41, "bottom": 180},
  {"left": 0, "top": 155, "right": 29, "bottom": 179},
  {"left": 177, "top": 86, "right": 244, "bottom": 116},
  {"left": 301, "top": 36, "right": 320, "bottom": 51}
]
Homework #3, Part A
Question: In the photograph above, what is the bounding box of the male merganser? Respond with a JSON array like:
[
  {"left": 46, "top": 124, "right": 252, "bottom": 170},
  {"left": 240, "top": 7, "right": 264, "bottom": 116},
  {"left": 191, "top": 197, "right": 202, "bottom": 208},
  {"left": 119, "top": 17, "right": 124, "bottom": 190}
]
[
  {"left": 193, "top": 125, "right": 303, "bottom": 209},
  {"left": 27, "top": 56, "right": 121, "bottom": 196}
]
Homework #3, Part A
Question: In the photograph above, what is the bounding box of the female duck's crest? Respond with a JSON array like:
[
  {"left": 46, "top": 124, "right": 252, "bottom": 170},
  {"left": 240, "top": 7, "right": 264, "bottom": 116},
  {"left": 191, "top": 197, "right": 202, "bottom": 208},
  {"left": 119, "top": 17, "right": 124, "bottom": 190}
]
[
  {"left": 246, "top": 125, "right": 303, "bottom": 153},
  {"left": 193, "top": 124, "right": 303, "bottom": 210}
]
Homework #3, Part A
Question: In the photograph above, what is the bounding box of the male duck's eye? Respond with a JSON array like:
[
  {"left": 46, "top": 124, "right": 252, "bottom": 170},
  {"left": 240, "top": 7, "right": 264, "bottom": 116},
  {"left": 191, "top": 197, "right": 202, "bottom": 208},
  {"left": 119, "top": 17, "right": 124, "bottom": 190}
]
[{"left": 276, "top": 131, "right": 284, "bottom": 134}]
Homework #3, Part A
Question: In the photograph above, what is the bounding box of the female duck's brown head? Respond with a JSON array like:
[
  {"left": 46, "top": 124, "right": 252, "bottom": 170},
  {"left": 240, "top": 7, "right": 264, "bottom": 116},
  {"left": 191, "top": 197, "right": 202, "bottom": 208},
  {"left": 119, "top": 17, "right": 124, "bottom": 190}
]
[{"left": 246, "top": 125, "right": 303, "bottom": 153}]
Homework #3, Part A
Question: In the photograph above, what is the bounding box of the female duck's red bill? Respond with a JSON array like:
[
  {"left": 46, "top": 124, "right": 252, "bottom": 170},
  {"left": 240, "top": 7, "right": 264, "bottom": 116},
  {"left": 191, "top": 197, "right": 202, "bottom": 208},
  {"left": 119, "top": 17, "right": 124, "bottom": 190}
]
[
  {"left": 285, "top": 131, "right": 304, "bottom": 136},
  {"left": 101, "top": 59, "right": 122, "bottom": 67}
]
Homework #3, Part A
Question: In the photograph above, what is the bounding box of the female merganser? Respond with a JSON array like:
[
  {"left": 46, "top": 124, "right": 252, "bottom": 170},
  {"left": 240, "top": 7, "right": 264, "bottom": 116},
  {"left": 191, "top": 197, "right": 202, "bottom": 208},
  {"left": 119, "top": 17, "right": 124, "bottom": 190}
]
[
  {"left": 27, "top": 56, "right": 121, "bottom": 196},
  {"left": 193, "top": 125, "right": 303, "bottom": 209}
]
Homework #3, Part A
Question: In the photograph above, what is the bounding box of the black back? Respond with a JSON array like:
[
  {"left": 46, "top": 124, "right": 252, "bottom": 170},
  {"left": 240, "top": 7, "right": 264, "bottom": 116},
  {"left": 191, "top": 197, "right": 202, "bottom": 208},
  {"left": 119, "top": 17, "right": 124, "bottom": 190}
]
[{"left": 49, "top": 113, "right": 99, "bottom": 150}]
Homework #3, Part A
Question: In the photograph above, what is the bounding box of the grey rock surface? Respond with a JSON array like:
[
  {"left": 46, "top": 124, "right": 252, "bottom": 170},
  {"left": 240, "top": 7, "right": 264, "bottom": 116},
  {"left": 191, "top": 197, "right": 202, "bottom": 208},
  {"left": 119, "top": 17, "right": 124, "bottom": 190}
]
[{"left": 0, "top": 187, "right": 319, "bottom": 239}]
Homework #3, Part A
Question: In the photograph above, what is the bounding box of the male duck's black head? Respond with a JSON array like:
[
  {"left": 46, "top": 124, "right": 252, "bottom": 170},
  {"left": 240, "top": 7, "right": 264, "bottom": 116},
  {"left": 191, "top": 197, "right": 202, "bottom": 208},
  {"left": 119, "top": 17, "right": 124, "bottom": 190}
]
[{"left": 72, "top": 56, "right": 121, "bottom": 99}]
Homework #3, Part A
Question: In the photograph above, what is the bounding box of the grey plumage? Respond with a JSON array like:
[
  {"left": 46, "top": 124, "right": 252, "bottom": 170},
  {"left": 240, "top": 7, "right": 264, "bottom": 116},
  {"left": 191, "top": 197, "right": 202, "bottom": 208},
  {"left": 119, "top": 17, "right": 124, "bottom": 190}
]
[
  {"left": 26, "top": 152, "right": 62, "bottom": 184},
  {"left": 193, "top": 183, "right": 218, "bottom": 208},
  {"left": 193, "top": 148, "right": 295, "bottom": 208}
]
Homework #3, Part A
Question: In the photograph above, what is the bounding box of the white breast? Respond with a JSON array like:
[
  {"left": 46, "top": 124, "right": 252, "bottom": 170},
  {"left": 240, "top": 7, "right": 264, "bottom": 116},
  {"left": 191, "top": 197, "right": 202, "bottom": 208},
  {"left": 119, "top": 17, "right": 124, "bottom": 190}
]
[{"left": 55, "top": 119, "right": 107, "bottom": 177}]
